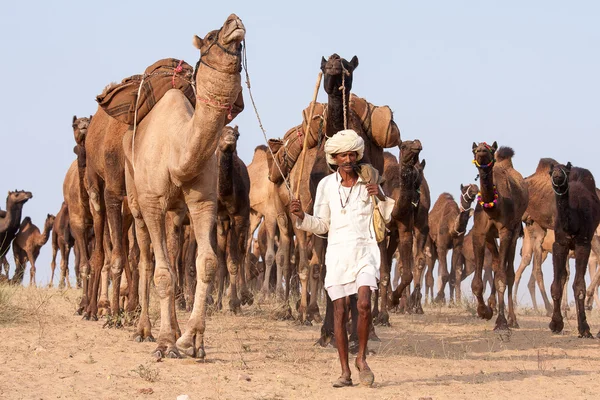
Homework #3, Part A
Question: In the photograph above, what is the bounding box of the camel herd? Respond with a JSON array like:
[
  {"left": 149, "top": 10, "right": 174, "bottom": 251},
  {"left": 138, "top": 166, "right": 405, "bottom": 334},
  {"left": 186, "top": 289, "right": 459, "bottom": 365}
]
[{"left": 1, "top": 13, "right": 600, "bottom": 361}]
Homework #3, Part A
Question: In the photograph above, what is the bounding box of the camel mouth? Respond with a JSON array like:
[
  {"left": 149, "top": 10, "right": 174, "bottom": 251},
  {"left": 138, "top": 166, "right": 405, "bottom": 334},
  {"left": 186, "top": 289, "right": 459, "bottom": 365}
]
[
  {"left": 222, "top": 15, "right": 246, "bottom": 44},
  {"left": 223, "top": 137, "right": 237, "bottom": 145}
]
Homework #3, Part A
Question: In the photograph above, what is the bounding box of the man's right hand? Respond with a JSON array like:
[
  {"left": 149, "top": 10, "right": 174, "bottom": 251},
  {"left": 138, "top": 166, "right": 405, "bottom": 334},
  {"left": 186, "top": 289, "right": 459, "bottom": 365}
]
[{"left": 289, "top": 199, "right": 305, "bottom": 220}]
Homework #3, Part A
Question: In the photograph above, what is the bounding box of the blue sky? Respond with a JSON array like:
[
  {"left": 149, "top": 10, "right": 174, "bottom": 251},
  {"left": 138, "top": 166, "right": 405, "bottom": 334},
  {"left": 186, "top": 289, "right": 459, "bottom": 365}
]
[{"left": 1, "top": 1, "right": 599, "bottom": 304}]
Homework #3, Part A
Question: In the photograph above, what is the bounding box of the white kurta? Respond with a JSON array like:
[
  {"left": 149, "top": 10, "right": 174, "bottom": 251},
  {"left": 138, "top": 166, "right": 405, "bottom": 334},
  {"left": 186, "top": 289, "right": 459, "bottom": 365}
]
[{"left": 296, "top": 172, "right": 395, "bottom": 296}]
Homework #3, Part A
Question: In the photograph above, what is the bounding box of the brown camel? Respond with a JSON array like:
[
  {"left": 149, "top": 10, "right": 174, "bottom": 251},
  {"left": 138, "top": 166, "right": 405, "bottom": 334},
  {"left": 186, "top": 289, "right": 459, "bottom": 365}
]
[
  {"left": 470, "top": 142, "right": 528, "bottom": 331},
  {"left": 0, "top": 191, "right": 33, "bottom": 262},
  {"left": 247, "top": 145, "right": 282, "bottom": 296},
  {"left": 11, "top": 214, "right": 55, "bottom": 286},
  {"left": 50, "top": 201, "right": 74, "bottom": 288},
  {"left": 457, "top": 227, "right": 496, "bottom": 300},
  {"left": 548, "top": 162, "right": 600, "bottom": 338},
  {"left": 122, "top": 14, "right": 246, "bottom": 359},
  {"left": 387, "top": 140, "right": 425, "bottom": 321},
  {"left": 426, "top": 184, "right": 478, "bottom": 304},
  {"left": 85, "top": 105, "right": 134, "bottom": 320},
  {"left": 64, "top": 116, "right": 94, "bottom": 315},
  {"left": 215, "top": 125, "right": 252, "bottom": 312}
]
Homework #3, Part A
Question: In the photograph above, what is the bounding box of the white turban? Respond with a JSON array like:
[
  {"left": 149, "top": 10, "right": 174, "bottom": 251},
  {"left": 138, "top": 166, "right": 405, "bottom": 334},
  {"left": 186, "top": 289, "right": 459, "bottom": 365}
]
[{"left": 324, "top": 129, "right": 365, "bottom": 165}]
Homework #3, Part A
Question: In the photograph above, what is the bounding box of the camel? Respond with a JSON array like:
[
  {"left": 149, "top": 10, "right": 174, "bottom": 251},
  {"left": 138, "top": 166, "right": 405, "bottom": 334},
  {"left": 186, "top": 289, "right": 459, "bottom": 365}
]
[
  {"left": 64, "top": 116, "right": 94, "bottom": 315},
  {"left": 456, "top": 227, "right": 496, "bottom": 300},
  {"left": 247, "top": 145, "right": 282, "bottom": 296},
  {"left": 470, "top": 142, "right": 528, "bottom": 331},
  {"left": 85, "top": 104, "right": 135, "bottom": 320},
  {"left": 0, "top": 191, "right": 33, "bottom": 263},
  {"left": 11, "top": 214, "right": 55, "bottom": 285},
  {"left": 387, "top": 140, "right": 425, "bottom": 321},
  {"left": 122, "top": 14, "right": 246, "bottom": 359},
  {"left": 426, "top": 184, "right": 478, "bottom": 304},
  {"left": 50, "top": 201, "right": 75, "bottom": 288},
  {"left": 214, "top": 125, "right": 252, "bottom": 312},
  {"left": 548, "top": 162, "right": 600, "bottom": 338}
]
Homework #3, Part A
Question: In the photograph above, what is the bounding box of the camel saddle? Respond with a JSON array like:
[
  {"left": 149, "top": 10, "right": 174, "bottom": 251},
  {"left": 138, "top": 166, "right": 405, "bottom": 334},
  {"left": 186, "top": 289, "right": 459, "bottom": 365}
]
[{"left": 96, "top": 58, "right": 241, "bottom": 126}]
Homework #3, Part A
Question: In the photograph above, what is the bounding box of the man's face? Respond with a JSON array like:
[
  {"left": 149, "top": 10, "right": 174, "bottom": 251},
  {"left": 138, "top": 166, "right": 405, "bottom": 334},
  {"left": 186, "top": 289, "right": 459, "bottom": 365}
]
[{"left": 333, "top": 151, "right": 358, "bottom": 174}]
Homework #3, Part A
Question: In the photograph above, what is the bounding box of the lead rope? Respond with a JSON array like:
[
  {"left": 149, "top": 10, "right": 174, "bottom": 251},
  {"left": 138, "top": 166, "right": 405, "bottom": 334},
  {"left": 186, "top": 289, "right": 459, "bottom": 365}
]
[
  {"left": 340, "top": 63, "right": 349, "bottom": 130},
  {"left": 241, "top": 39, "right": 293, "bottom": 198}
]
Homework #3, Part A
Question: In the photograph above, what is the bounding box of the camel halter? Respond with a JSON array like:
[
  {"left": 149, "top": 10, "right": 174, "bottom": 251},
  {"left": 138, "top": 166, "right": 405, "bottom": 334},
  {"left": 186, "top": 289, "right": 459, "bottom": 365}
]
[{"left": 551, "top": 168, "right": 569, "bottom": 195}]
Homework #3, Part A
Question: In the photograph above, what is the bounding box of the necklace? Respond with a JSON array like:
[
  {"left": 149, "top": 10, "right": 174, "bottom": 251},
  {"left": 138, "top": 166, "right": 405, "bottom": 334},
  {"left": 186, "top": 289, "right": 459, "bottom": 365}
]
[{"left": 337, "top": 175, "right": 356, "bottom": 214}]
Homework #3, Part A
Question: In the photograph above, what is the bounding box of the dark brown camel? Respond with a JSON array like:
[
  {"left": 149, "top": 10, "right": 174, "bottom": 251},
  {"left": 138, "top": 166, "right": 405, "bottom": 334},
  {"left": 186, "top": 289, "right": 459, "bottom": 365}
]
[
  {"left": 548, "top": 162, "right": 600, "bottom": 338},
  {"left": 50, "top": 201, "right": 75, "bottom": 288},
  {"left": 0, "top": 191, "right": 33, "bottom": 264},
  {"left": 470, "top": 142, "right": 528, "bottom": 331},
  {"left": 427, "top": 184, "right": 478, "bottom": 304},
  {"left": 215, "top": 125, "right": 252, "bottom": 312},
  {"left": 11, "top": 214, "right": 55, "bottom": 286}
]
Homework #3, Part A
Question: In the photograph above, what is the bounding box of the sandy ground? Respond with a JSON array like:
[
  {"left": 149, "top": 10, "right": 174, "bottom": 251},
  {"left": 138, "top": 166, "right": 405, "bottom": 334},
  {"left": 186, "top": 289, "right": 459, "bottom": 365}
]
[{"left": 1, "top": 285, "right": 600, "bottom": 400}]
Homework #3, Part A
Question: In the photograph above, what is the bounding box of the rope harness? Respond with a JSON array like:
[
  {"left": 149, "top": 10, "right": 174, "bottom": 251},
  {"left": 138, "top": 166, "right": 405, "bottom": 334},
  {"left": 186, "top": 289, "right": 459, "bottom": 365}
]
[{"left": 551, "top": 167, "right": 569, "bottom": 195}]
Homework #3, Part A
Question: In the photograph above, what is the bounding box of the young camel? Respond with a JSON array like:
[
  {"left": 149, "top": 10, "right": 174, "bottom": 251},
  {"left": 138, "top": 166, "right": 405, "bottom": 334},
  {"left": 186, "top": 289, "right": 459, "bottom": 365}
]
[
  {"left": 50, "top": 201, "right": 74, "bottom": 288},
  {"left": 122, "top": 14, "right": 246, "bottom": 359},
  {"left": 470, "top": 142, "right": 528, "bottom": 330},
  {"left": 11, "top": 214, "right": 55, "bottom": 286}
]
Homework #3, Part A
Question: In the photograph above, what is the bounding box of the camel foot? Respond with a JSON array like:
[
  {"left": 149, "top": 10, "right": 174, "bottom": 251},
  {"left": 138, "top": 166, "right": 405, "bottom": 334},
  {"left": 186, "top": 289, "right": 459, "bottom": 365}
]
[
  {"left": 549, "top": 317, "right": 564, "bottom": 334},
  {"left": 240, "top": 289, "right": 254, "bottom": 306},
  {"left": 134, "top": 334, "right": 155, "bottom": 343},
  {"left": 307, "top": 304, "right": 322, "bottom": 324},
  {"left": 355, "top": 358, "right": 375, "bottom": 387},
  {"left": 487, "top": 297, "right": 497, "bottom": 313},
  {"left": 578, "top": 322, "right": 593, "bottom": 338},
  {"left": 373, "top": 311, "right": 390, "bottom": 327},
  {"left": 596, "top": 331, "right": 600, "bottom": 339},
  {"left": 433, "top": 293, "right": 446, "bottom": 304},
  {"left": 152, "top": 346, "right": 181, "bottom": 360},
  {"left": 229, "top": 297, "right": 242, "bottom": 314},
  {"left": 477, "top": 304, "right": 493, "bottom": 320},
  {"left": 273, "top": 304, "right": 294, "bottom": 321},
  {"left": 368, "top": 326, "right": 381, "bottom": 342},
  {"left": 176, "top": 332, "right": 205, "bottom": 359},
  {"left": 493, "top": 313, "right": 509, "bottom": 331},
  {"left": 507, "top": 317, "right": 520, "bottom": 329},
  {"left": 316, "top": 331, "right": 335, "bottom": 348}
]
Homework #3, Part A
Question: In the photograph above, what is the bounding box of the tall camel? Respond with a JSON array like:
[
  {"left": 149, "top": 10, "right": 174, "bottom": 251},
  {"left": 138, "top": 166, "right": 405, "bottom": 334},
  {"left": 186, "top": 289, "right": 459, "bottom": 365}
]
[
  {"left": 548, "top": 162, "right": 600, "bottom": 338},
  {"left": 122, "top": 14, "right": 246, "bottom": 359},
  {"left": 0, "top": 191, "right": 33, "bottom": 262},
  {"left": 215, "top": 125, "right": 252, "bottom": 312},
  {"left": 11, "top": 214, "right": 55, "bottom": 285},
  {"left": 50, "top": 201, "right": 74, "bottom": 288},
  {"left": 85, "top": 105, "right": 133, "bottom": 320},
  {"left": 427, "top": 184, "right": 478, "bottom": 303},
  {"left": 470, "top": 142, "right": 528, "bottom": 331}
]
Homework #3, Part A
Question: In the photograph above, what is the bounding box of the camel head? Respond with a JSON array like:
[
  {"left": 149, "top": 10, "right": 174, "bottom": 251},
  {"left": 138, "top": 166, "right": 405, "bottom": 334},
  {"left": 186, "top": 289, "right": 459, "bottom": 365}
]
[
  {"left": 320, "top": 54, "right": 359, "bottom": 96},
  {"left": 398, "top": 139, "right": 423, "bottom": 166},
  {"left": 193, "top": 14, "right": 245, "bottom": 76},
  {"left": 549, "top": 162, "right": 571, "bottom": 195},
  {"left": 72, "top": 115, "right": 92, "bottom": 146},
  {"left": 218, "top": 125, "right": 240, "bottom": 153},
  {"left": 459, "top": 183, "right": 479, "bottom": 211},
  {"left": 6, "top": 190, "right": 33, "bottom": 206},
  {"left": 472, "top": 141, "right": 498, "bottom": 170},
  {"left": 44, "top": 213, "right": 56, "bottom": 230}
]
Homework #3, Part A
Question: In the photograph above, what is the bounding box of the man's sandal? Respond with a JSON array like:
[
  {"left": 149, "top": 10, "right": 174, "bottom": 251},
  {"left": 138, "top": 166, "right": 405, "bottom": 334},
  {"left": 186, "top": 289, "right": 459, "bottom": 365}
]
[{"left": 332, "top": 376, "right": 353, "bottom": 388}]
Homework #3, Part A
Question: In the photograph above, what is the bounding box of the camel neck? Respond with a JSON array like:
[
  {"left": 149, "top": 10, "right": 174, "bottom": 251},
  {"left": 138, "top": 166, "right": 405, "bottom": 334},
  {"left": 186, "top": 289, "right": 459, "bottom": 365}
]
[
  {"left": 479, "top": 169, "right": 496, "bottom": 205},
  {"left": 0, "top": 200, "right": 23, "bottom": 232},
  {"left": 172, "top": 67, "right": 241, "bottom": 184},
  {"left": 453, "top": 210, "right": 471, "bottom": 236},
  {"left": 554, "top": 187, "right": 573, "bottom": 233},
  {"left": 217, "top": 150, "right": 235, "bottom": 198},
  {"left": 326, "top": 93, "right": 350, "bottom": 135},
  {"left": 38, "top": 222, "right": 53, "bottom": 246}
]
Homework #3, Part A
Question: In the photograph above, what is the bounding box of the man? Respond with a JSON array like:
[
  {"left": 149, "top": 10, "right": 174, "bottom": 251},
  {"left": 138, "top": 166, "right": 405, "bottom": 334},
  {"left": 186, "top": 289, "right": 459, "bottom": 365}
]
[{"left": 289, "top": 129, "right": 394, "bottom": 387}]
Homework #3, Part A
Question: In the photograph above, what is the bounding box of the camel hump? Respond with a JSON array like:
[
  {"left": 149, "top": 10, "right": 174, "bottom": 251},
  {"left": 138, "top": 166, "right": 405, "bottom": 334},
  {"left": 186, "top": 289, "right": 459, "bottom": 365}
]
[
  {"left": 570, "top": 166, "right": 597, "bottom": 191},
  {"left": 254, "top": 144, "right": 268, "bottom": 153},
  {"left": 535, "top": 157, "right": 559, "bottom": 174},
  {"left": 20, "top": 216, "right": 31, "bottom": 229},
  {"left": 495, "top": 146, "right": 515, "bottom": 162},
  {"left": 440, "top": 192, "right": 454, "bottom": 201}
]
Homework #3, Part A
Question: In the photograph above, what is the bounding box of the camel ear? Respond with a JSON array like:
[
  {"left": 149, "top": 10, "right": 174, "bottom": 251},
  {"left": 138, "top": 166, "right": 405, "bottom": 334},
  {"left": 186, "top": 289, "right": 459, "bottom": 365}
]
[
  {"left": 491, "top": 141, "right": 498, "bottom": 151},
  {"left": 320, "top": 56, "right": 327, "bottom": 72},
  {"left": 349, "top": 56, "right": 359, "bottom": 71},
  {"left": 72, "top": 115, "right": 77, "bottom": 124},
  {"left": 89, "top": 115, "right": 93, "bottom": 121},
  {"left": 420, "top": 159, "right": 426, "bottom": 170},
  {"left": 565, "top": 162, "right": 572, "bottom": 171},
  {"left": 460, "top": 184, "right": 464, "bottom": 191},
  {"left": 193, "top": 35, "right": 203, "bottom": 50},
  {"left": 548, "top": 163, "right": 554, "bottom": 175},
  {"left": 472, "top": 142, "right": 477, "bottom": 152}
]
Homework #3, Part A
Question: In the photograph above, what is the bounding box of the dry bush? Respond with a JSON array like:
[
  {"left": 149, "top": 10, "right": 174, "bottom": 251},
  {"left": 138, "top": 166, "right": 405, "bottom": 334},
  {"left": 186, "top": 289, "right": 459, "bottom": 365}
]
[
  {"left": 131, "top": 363, "right": 160, "bottom": 382},
  {"left": 0, "top": 283, "right": 20, "bottom": 324}
]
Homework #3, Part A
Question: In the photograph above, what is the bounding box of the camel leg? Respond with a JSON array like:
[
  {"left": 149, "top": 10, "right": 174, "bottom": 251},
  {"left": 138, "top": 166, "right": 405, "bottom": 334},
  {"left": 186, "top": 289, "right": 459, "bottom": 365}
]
[
  {"left": 452, "top": 245, "right": 463, "bottom": 303},
  {"left": 506, "top": 231, "right": 520, "bottom": 328},
  {"left": 307, "top": 236, "right": 325, "bottom": 323},
  {"left": 27, "top": 251, "right": 36, "bottom": 287},
  {"left": 561, "top": 260, "right": 571, "bottom": 313},
  {"left": 103, "top": 177, "right": 126, "bottom": 319},
  {"left": 294, "top": 228, "right": 311, "bottom": 325},
  {"left": 392, "top": 222, "right": 414, "bottom": 310},
  {"left": 260, "top": 213, "right": 277, "bottom": 294},
  {"left": 50, "top": 232, "right": 58, "bottom": 288},
  {"left": 375, "top": 229, "right": 396, "bottom": 325},
  {"left": 225, "top": 217, "right": 243, "bottom": 313},
  {"left": 85, "top": 177, "right": 105, "bottom": 321},
  {"left": 434, "top": 244, "right": 449, "bottom": 304},
  {"left": 98, "top": 223, "right": 112, "bottom": 317},
  {"left": 233, "top": 215, "right": 252, "bottom": 307},
  {"left": 492, "top": 229, "right": 515, "bottom": 331},
  {"left": 183, "top": 224, "right": 197, "bottom": 311},
  {"left": 411, "top": 225, "right": 428, "bottom": 313},
  {"left": 572, "top": 244, "right": 593, "bottom": 338},
  {"left": 471, "top": 233, "right": 493, "bottom": 320},
  {"left": 71, "top": 226, "right": 90, "bottom": 314},
  {"left": 60, "top": 240, "right": 71, "bottom": 289},
  {"left": 425, "top": 242, "right": 437, "bottom": 304},
  {"left": 550, "top": 241, "right": 569, "bottom": 334},
  {"left": 485, "top": 240, "right": 499, "bottom": 312},
  {"left": 275, "top": 213, "right": 292, "bottom": 318},
  {"left": 586, "top": 256, "right": 600, "bottom": 310},
  {"left": 513, "top": 223, "right": 533, "bottom": 306},
  {"left": 532, "top": 233, "right": 553, "bottom": 315},
  {"left": 176, "top": 194, "right": 219, "bottom": 360},
  {"left": 215, "top": 218, "right": 228, "bottom": 311}
]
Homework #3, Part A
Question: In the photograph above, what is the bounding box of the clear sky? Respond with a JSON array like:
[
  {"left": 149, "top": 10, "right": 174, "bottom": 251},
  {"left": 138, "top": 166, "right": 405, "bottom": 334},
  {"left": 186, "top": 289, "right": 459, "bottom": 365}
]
[{"left": 1, "top": 1, "right": 598, "bottom": 305}]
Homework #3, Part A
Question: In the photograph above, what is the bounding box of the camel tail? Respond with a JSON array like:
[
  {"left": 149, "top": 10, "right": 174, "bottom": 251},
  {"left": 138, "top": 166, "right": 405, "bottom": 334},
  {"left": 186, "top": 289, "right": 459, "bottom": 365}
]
[{"left": 495, "top": 146, "right": 515, "bottom": 162}]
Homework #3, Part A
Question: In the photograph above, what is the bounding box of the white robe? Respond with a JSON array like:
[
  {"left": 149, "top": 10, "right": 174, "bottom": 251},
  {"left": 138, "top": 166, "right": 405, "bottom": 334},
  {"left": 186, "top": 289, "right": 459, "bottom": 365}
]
[{"left": 296, "top": 172, "right": 395, "bottom": 291}]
